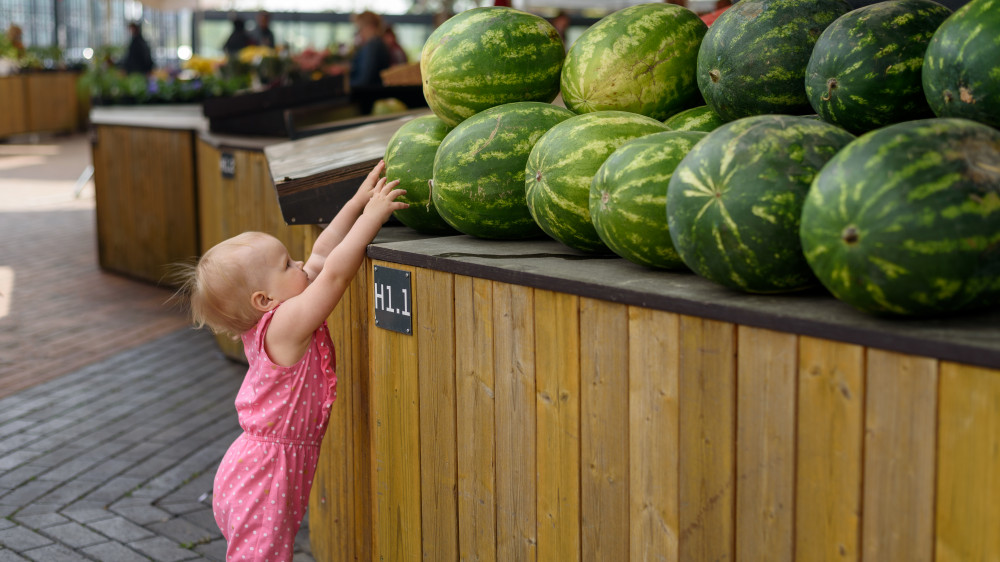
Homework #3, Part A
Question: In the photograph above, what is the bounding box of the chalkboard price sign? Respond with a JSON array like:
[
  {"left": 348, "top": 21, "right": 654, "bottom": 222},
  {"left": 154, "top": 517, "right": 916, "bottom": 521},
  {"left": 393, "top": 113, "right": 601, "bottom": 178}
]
[
  {"left": 220, "top": 152, "right": 236, "bottom": 178},
  {"left": 373, "top": 265, "right": 412, "bottom": 335}
]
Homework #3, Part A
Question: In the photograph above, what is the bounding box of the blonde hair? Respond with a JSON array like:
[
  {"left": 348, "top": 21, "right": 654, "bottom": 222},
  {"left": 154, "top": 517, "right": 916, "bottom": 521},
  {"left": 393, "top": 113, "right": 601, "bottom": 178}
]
[{"left": 173, "top": 232, "right": 269, "bottom": 337}]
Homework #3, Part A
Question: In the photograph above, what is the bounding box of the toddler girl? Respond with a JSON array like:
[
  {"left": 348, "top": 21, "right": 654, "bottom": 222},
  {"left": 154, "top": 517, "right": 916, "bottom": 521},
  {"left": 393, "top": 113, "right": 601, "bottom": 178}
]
[{"left": 177, "top": 161, "right": 405, "bottom": 561}]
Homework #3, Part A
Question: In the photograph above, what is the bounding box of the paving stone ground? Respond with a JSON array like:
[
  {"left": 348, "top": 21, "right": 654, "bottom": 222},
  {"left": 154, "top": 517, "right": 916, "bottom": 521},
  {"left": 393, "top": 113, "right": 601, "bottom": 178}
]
[{"left": 0, "top": 134, "right": 315, "bottom": 561}]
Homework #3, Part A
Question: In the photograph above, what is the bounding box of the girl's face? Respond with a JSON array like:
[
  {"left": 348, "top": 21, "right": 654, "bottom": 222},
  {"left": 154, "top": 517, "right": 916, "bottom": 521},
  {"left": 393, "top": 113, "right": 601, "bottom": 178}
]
[{"left": 253, "top": 235, "right": 309, "bottom": 305}]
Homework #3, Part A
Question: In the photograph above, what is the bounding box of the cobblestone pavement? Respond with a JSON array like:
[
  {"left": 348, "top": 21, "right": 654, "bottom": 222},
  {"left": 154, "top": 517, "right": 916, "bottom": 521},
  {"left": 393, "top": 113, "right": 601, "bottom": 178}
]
[{"left": 0, "top": 135, "right": 315, "bottom": 561}]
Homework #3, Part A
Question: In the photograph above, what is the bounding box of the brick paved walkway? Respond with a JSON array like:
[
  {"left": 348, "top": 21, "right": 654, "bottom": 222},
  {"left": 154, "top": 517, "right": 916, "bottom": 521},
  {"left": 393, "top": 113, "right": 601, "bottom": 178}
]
[{"left": 0, "top": 134, "right": 314, "bottom": 561}]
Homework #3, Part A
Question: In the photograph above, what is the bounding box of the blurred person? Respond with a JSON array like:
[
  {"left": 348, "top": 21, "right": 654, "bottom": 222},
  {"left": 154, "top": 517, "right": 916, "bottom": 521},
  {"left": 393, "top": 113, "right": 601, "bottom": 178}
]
[
  {"left": 383, "top": 25, "right": 407, "bottom": 66},
  {"left": 349, "top": 11, "right": 391, "bottom": 89},
  {"left": 223, "top": 17, "right": 252, "bottom": 57},
  {"left": 253, "top": 10, "right": 275, "bottom": 48},
  {"left": 551, "top": 10, "right": 570, "bottom": 44},
  {"left": 7, "top": 24, "right": 25, "bottom": 57},
  {"left": 121, "top": 21, "right": 153, "bottom": 75}
]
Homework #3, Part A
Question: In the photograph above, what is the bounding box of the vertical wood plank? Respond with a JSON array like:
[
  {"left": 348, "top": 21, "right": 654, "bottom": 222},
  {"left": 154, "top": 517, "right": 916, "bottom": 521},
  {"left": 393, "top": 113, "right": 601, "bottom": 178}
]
[
  {"left": 862, "top": 349, "right": 937, "bottom": 562},
  {"left": 455, "top": 276, "right": 497, "bottom": 561},
  {"left": 795, "top": 336, "right": 864, "bottom": 562},
  {"left": 494, "top": 283, "right": 537, "bottom": 561},
  {"left": 580, "top": 297, "right": 629, "bottom": 561},
  {"left": 936, "top": 362, "right": 1000, "bottom": 562},
  {"left": 736, "top": 326, "right": 797, "bottom": 562},
  {"left": 678, "top": 315, "right": 736, "bottom": 562},
  {"left": 351, "top": 257, "right": 373, "bottom": 562},
  {"left": 0, "top": 76, "right": 28, "bottom": 136},
  {"left": 535, "top": 290, "right": 581, "bottom": 562},
  {"left": 370, "top": 261, "right": 422, "bottom": 562},
  {"left": 628, "top": 307, "right": 680, "bottom": 561},
  {"left": 417, "top": 269, "right": 459, "bottom": 561}
]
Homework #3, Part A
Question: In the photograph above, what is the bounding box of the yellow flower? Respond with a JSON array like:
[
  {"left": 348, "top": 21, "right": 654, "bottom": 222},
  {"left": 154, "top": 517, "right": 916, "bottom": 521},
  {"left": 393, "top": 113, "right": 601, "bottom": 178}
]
[
  {"left": 182, "top": 55, "right": 222, "bottom": 75},
  {"left": 238, "top": 46, "right": 275, "bottom": 64}
]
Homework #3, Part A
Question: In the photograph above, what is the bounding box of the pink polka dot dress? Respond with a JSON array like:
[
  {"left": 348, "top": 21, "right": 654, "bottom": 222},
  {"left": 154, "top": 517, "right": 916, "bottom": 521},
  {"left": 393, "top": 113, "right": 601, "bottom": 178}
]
[{"left": 213, "top": 307, "right": 337, "bottom": 561}]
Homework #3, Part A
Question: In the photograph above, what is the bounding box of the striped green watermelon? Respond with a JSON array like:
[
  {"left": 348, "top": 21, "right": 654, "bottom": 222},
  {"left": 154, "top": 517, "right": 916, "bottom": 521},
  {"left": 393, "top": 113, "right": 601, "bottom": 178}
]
[
  {"left": 663, "top": 105, "right": 726, "bottom": 132},
  {"left": 431, "top": 102, "right": 574, "bottom": 239},
  {"left": 922, "top": 0, "right": 1000, "bottom": 129},
  {"left": 560, "top": 3, "right": 707, "bottom": 120},
  {"left": 696, "top": 0, "right": 852, "bottom": 121},
  {"left": 384, "top": 115, "right": 456, "bottom": 235},
  {"left": 526, "top": 111, "right": 670, "bottom": 253},
  {"left": 801, "top": 118, "right": 1000, "bottom": 316},
  {"left": 805, "top": 0, "right": 952, "bottom": 134},
  {"left": 590, "top": 131, "right": 706, "bottom": 269},
  {"left": 420, "top": 7, "right": 565, "bottom": 127},
  {"left": 667, "top": 114, "right": 855, "bottom": 293}
]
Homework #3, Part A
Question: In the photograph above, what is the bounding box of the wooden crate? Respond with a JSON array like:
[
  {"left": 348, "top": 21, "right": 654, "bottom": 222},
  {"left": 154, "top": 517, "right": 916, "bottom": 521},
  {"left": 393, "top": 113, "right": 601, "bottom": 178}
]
[
  {"left": 0, "top": 75, "right": 28, "bottom": 137},
  {"left": 24, "top": 72, "right": 79, "bottom": 134}
]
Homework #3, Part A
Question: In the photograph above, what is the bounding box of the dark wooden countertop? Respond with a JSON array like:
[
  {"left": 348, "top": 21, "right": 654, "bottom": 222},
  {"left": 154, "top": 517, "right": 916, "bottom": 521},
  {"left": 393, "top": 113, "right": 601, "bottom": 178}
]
[{"left": 368, "top": 228, "right": 1000, "bottom": 370}]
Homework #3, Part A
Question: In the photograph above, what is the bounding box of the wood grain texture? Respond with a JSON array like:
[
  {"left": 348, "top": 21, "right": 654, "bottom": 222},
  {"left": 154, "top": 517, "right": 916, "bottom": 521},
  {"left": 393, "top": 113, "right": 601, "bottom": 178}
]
[
  {"left": 93, "top": 125, "right": 198, "bottom": 286},
  {"left": 678, "top": 315, "right": 736, "bottom": 562},
  {"left": 862, "top": 349, "right": 937, "bottom": 562},
  {"left": 795, "top": 336, "right": 864, "bottom": 562},
  {"left": 494, "top": 283, "right": 538, "bottom": 561},
  {"left": 455, "top": 276, "right": 497, "bottom": 561},
  {"left": 24, "top": 72, "right": 78, "bottom": 133},
  {"left": 580, "top": 297, "right": 629, "bottom": 561},
  {"left": 350, "top": 257, "right": 374, "bottom": 562},
  {"left": 416, "top": 268, "right": 459, "bottom": 561},
  {"left": 370, "top": 261, "right": 422, "bottom": 562},
  {"left": 628, "top": 307, "right": 680, "bottom": 561},
  {"left": 736, "top": 326, "right": 797, "bottom": 562},
  {"left": 534, "top": 290, "right": 581, "bottom": 562},
  {"left": 936, "top": 362, "right": 1000, "bottom": 562},
  {"left": 0, "top": 76, "right": 28, "bottom": 136}
]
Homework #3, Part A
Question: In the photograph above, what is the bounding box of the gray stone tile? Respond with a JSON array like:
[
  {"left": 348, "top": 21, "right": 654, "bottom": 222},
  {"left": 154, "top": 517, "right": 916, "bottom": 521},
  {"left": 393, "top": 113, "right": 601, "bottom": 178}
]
[
  {"left": 128, "top": 536, "right": 200, "bottom": 562},
  {"left": 0, "top": 504, "right": 18, "bottom": 517},
  {"left": 34, "top": 480, "right": 99, "bottom": 507},
  {"left": 0, "top": 451, "right": 39, "bottom": 472},
  {"left": 82, "top": 476, "right": 145, "bottom": 503},
  {"left": 0, "top": 527, "right": 52, "bottom": 550},
  {"left": 74, "top": 459, "right": 133, "bottom": 482},
  {"left": 61, "top": 502, "right": 115, "bottom": 524},
  {"left": 39, "top": 522, "right": 106, "bottom": 548},
  {"left": 193, "top": 538, "right": 226, "bottom": 562},
  {"left": 0, "top": 480, "right": 61, "bottom": 504},
  {"left": 110, "top": 504, "right": 172, "bottom": 526},
  {"left": 11, "top": 503, "right": 62, "bottom": 517},
  {"left": 11, "top": 512, "right": 70, "bottom": 529},
  {"left": 86, "top": 516, "right": 154, "bottom": 543},
  {"left": 147, "top": 519, "right": 216, "bottom": 545},
  {"left": 81, "top": 541, "right": 150, "bottom": 562},
  {"left": 156, "top": 502, "right": 205, "bottom": 516},
  {"left": 20, "top": 544, "right": 91, "bottom": 562},
  {"left": 292, "top": 553, "right": 316, "bottom": 562},
  {"left": 0, "top": 549, "right": 29, "bottom": 561},
  {"left": 180, "top": 509, "right": 220, "bottom": 538}
]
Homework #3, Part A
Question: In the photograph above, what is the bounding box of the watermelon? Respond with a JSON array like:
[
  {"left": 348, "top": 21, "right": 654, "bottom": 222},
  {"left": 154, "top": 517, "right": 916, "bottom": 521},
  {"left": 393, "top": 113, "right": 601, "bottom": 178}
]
[
  {"left": 431, "top": 102, "right": 574, "bottom": 239},
  {"left": 590, "top": 131, "right": 707, "bottom": 269},
  {"left": 696, "top": 0, "right": 852, "bottom": 121},
  {"left": 666, "top": 114, "right": 855, "bottom": 293},
  {"left": 420, "top": 7, "right": 565, "bottom": 127},
  {"left": 922, "top": 0, "right": 1000, "bottom": 129},
  {"left": 663, "top": 105, "right": 726, "bottom": 132},
  {"left": 801, "top": 118, "right": 1000, "bottom": 316},
  {"left": 805, "top": 0, "right": 952, "bottom": 134},
  {"left": 384, "top": 115, "right": 457, "bottom": 235},
  {"left": 560, "top": 3, "right": 707, "bottom": 120},
  {"left": 526, "top": 111, "right": 670, "bottom": 253}
]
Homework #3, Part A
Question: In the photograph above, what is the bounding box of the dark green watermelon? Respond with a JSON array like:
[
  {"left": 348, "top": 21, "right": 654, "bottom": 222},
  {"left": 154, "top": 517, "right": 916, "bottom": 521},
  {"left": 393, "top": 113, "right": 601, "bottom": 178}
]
[
  {"left": 431, "top": 101, "right": 573, "bottom": 239},
  {"left": 663, "top": 105, "right": 726, "bottom": 132},
  {"left": 696, "top": 0, "right": 852, "bottom": 121},
  {"left": 801, "top": 118, "right": 1000, "bottom": 316},
  {"left": 666, "top": 114, "right": 855, "bottom": 293},
  {"left": 922, "top": 0, "right": 1000, "bottom": 129},
  {"left": 805, "top": 0, "right": 952, "bottom": 134},
  {"left": 590, "top": 131, "right": 706, "bottom": 269},
  {"left": 384, "top": 115, "right": 457, "bottom": 235}
]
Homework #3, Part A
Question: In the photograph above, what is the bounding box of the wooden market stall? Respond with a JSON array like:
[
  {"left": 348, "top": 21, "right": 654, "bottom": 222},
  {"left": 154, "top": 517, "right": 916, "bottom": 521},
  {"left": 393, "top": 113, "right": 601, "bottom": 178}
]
[
  {"left": 0, "top": 71, "right": 83, "bottom": 138},
  {"left": 262, "top": 120, "right": 1000, "bottom": 562}
]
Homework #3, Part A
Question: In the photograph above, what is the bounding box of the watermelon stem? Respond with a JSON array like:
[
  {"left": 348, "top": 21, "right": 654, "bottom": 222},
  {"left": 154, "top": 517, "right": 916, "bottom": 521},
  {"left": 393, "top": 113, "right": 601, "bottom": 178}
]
[
  {"left": 821, "top": 78, "right": 837, "bottom": 102},
  {"left": 709, "top": 69, "right": 721, "bottom": 83},
  {"left": 841, "top": 225, "right": 860, "bottom": 245}
]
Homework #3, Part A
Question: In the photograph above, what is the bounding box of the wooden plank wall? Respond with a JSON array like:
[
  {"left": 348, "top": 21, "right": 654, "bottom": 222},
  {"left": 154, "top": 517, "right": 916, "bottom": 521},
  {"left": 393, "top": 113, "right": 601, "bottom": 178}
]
[
  {"left": 350, "top": 260, "right": 1000, "bottom": 562},
  {"left": 0, "top": 76, "right": 29, "bottom": 137},
  {"left": 92, "top": 125, "right": 198, "bottom": 286},
  {"left": 24, "top": 72, "right": 79, "bottom": 134}
]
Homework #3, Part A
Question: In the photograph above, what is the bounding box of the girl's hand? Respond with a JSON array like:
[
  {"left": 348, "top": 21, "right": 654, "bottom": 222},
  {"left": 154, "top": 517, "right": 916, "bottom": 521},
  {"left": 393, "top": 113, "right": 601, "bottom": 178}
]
[
  {"left": 352, "top": 160, "right": 387, "bottom": 206},
  {"left": 364, "top": 177, "right": 408, "bottom": 223}
]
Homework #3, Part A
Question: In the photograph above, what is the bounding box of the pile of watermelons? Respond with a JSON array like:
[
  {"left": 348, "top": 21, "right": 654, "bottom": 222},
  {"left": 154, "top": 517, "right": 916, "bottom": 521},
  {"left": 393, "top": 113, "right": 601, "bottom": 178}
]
[{"left": 382, "top": 0, "right": 1000, "bottom": 317}]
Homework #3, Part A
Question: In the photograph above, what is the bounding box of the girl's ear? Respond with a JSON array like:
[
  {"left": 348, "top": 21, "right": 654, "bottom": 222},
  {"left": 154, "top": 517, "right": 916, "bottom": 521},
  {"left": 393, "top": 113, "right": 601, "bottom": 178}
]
[{"left": 250, "top": 290, "right": 275, "bottom": 312}]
